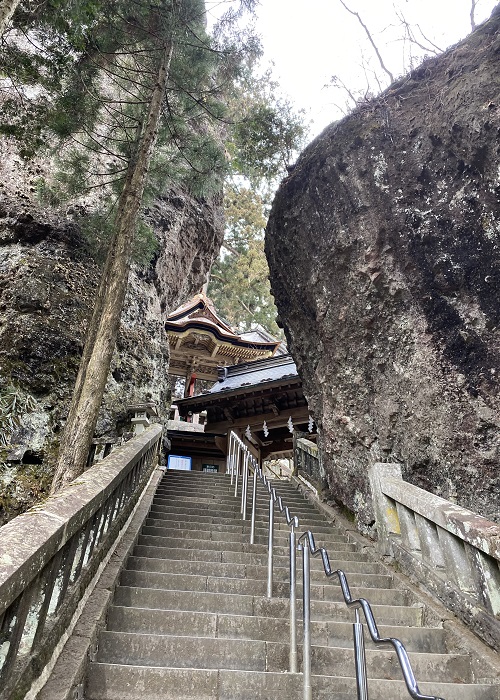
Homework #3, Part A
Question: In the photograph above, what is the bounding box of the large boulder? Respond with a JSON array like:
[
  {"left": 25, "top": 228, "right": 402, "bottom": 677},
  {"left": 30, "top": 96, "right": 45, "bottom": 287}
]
[{"left": 266, "top": 8, "right": 500, "bottom": 527}]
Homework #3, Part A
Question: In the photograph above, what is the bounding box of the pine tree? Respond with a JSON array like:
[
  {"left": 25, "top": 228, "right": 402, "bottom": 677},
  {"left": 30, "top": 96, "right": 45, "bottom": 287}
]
[
  {"left": 209, "top": 183, "right": 283, "bottom": 336},
  {"left": 1, "top": 0, "right": 305, "bottom": 491},
  {"left": 46, "top": 0, "right": 254, "bottom": 492}
]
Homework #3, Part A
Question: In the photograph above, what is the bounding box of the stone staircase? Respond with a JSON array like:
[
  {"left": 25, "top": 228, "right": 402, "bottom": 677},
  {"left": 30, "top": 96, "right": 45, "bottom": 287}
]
[{"left": 85, "top": 469, "right": 499, "bottom": 699}]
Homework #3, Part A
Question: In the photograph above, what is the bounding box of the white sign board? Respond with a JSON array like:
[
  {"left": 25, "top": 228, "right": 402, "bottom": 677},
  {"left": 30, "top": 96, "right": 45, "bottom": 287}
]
[{"left": 167, "top": 455, "right": 192, "bottom": 471}]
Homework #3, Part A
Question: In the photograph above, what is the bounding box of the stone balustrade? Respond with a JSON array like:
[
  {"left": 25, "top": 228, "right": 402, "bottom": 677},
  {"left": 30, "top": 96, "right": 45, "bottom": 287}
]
[
  {"left": 294, "top": 435, "right": 323, "bottom": 487},
  {"left": 369, "top": 462, "right": 500, "bottom": 650},
  {"left": 0, "top": 424, "right": 162, "bottom": 700}
]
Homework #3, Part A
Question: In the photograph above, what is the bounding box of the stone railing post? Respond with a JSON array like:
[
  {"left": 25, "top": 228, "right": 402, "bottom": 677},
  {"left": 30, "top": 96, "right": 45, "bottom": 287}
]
[{"left": 368, "top": 462, "right": 402, "bottom": 556}]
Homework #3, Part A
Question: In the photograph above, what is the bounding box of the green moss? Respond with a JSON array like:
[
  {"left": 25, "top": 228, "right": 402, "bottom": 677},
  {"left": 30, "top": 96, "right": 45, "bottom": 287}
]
[
  {"left": 338, "top": 502, "right": 356, "bottom": 523},
  {"left": 0, "top": 461, "right": 54, "bottom": 525}
]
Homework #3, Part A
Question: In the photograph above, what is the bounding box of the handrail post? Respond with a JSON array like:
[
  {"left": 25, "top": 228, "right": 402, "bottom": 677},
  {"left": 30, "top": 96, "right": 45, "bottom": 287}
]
[
  {"left": 289, "top": 526, "right": 298, "bottom": 673},
  {"left": 302, "top": 542, "right": 312, "bottom": 700},
  {"left": 250, "top": 461, "right": 258, "bottom": 544},
  {"left": 228, "top": 432, "right": 234, "bottom": 484},
  {"left": 234, "top": 443, "right": 240, "bottom": 498},
  {"left": 267, "top": 492, "right": 274, "bottom": 598},
  {"left": 353, "top": 608, "right": 369, "bottom": 700},
  {"left": 242, "top": 451, "right": 249, "bottom": 519}
]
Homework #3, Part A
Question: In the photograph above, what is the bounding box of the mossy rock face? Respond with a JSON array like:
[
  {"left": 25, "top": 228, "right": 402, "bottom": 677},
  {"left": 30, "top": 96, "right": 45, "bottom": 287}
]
[
  {"left": 266, "top": 10, "right": 500, "bottom": 528},
  {"left": 0, "top": 461, "right": 53, "bottom": 526},
  {"left": 0, "top": 182, "right": 224, "bottom": 523}
]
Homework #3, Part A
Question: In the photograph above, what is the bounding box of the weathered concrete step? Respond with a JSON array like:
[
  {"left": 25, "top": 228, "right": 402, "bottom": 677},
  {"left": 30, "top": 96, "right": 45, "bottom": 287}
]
[
  {"left": 146, "top": 514, "right": 339, "bottom": 535},
  {"left": 161, "top": 475, "right": 297, "bottom": 492},
  {"left": 120, "top": 569, "right": 408, "bottom": 605},
  {"left": 153, "top": 493, "right": 320, "bottom": 512},
  {"left": 108, "top": 606, "right": 448, "bottom": 653},
  {"left": 149, "top": 504, "right": 242, "bottom": 521},
  {"left": 97, "top": 631, "right": 268, "bottom": 671},
  {"left": 149, "top": 502, "right": 326, "bottom": 523},
  {"left": 159, "top": 484, "right": 303, "bottom": 502},
  {"left": 156, "top": 488, "right": 309, "bottom": 507},
  {"left": 137, "top": 533, "right": 265, "bottom": 553},
  {"left": 86, "top": 664, "right": 499, "bottom": 700},
  {"left": 114, "top": 586, "right": 423, "bottom": 626},
  {"left": 154, "top": 491, "right": 239, "bottom": 502},
  {"left": 258, "top": 595, "right": 424, "bottom": 627},
  {"left": 163, "top": 470, "right": 230, "bottom": 480},
  {"left": 128, "top": 554, "right": 392, "bottom": 589},
  {"left": 259, "top": 561, "right": 391, "bottom": 586},
  {"left": 153, "top": 495, "right": 243, "bottom": 509},
  {"left": 127, "top": 555, "right": 247, "bottom": 579},
  {"left": 150, "top": 502, "right": 323, "bottom": 524},
  {"left": 132, "top": 545, "right": 378, "bottom": 572},
  {"left": 97, "top": 630, "right": 471, "bottom": 682},
  {"left": 137, "top": 534, "right": 368, "bottom": 562},
  {"left": 133, "top": 535, "right": 376, "bottom": 578},
  {"left": 141, "top": 524, "right": 357, "bottom": 549}
]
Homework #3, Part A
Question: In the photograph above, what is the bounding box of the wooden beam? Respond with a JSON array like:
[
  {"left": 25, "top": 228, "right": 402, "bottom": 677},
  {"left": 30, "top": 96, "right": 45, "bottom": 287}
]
[
  {"left": 261, "top": 439, "right": 294, "bottom": 459},
  {"left": 214, "top": 435, "right": 227, "bottom": 455},
  {"left": 223, "top": 408, "right": 234, "bottom": 424},
  {"left": 206, "top": 407, "right": 310, "bottom": 434}
]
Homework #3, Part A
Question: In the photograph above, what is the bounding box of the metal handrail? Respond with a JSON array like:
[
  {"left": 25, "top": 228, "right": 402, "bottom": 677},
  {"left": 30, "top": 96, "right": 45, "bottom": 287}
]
[
  {"left": 227, "top": 430, "right": 445, "bottom": 700},
  {"left": 298, "top": 529, "right": 445, "bottom": 700},
  {"left": 228, "top": 432, "right": 300, "bottom": 671}
]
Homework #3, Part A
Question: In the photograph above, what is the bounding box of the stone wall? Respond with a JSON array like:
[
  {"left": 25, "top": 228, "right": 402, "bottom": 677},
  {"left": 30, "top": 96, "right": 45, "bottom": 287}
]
[
  {"left": 266, "top": 8, "right": 500, "bottom": 528},
  {"left": 0, "top": 145, "right": 223, "bottom": 523}
]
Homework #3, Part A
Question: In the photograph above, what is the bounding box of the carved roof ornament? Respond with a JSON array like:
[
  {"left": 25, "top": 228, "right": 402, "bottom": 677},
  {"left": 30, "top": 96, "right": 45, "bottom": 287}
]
[{"left": 166, "top": 292, "right": 281, "bottom": 382}]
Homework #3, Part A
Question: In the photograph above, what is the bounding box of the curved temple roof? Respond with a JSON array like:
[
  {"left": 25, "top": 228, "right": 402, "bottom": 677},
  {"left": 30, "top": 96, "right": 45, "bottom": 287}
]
[{"left": 166, "top": 293, "right": 281, "bottom": 381}]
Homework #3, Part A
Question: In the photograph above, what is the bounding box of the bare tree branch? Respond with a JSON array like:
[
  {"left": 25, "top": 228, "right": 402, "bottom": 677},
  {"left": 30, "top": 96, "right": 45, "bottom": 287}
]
[
  {"left": 338, "top": 0, "right": 394, "bottom": 83},
  {"left": 470, "top": 0, "right": 478, "bottom": 30}
]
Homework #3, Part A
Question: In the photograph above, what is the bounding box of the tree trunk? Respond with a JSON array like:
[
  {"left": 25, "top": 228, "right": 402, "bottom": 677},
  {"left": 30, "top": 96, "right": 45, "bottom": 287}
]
[
  {"left": 0, "top": 0, "right": 20, "bottom": 36},
  {"left": 50, "top": 36, "right": 175, "bottom": 494}
]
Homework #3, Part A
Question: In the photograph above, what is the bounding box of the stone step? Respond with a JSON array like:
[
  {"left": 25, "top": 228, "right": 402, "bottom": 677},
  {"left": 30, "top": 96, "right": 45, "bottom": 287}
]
[
  {"left": 152, "top": 493, "right": 268, "bottom": 507},
  {"left": 114, "top": 586, "right": 424, "bottom": 626},
  {"left": 149, "top": 502, "right": 327, "bottom": 523},
  {"left": 151, "top": 499, "right": 325, "bottom": 528},
  {"left": 121, "top": 560, "right": 409, "bottom": 605},
  {"left": 120, "top": 569, "right": 409, "bottom": 605},
  {"left": 107, "top": 606, "right": 448, "bottom": 653},
  {"left": 145, "top": 514, "right": 339, "bottom": 535},
  {"left": 133, "top": 541, "right": 376, "bottom": 569},
  {"left": 141, "top": 524, "right": 357, "bottom": 549},
  {"left": 137, "top": 533, "right": 265, "bottom": 553},
  {"left": 132, "top": 544, "right": 379, "bottom": 572},
  {"left": 152, "top": 496, "right": 321, "bottom": 516},
  {"left": 128, "top": 553, "right": 391, "bottom": 589},
  {"left": 125, "top": 555, "right": 391, "bottom": 589},
  {"left": 86, "top": 664, "right": 499, "bottom": 700},
  {"left": 84, "top": 472, "right": 496, "bottom": 700},
  {"left": 163, "top": 470, "right": 231, "bottom": 479},
  {"left": 96, "top": 630, "right": 471, "bottom": 682},
  {"left": 157, "top": 481, "right": 304, "bottom": 496},
  {"left": 161, "top": 474, "right": 297, "bottom": 491},
  {"left": 155, "top": 489, "right": 309, "bottom": 508}
]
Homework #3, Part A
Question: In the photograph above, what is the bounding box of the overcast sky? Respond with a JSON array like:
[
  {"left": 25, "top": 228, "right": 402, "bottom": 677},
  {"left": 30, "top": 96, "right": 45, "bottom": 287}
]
[{"left": 208, "top": 0, "right": 498, "bottom": 139}]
